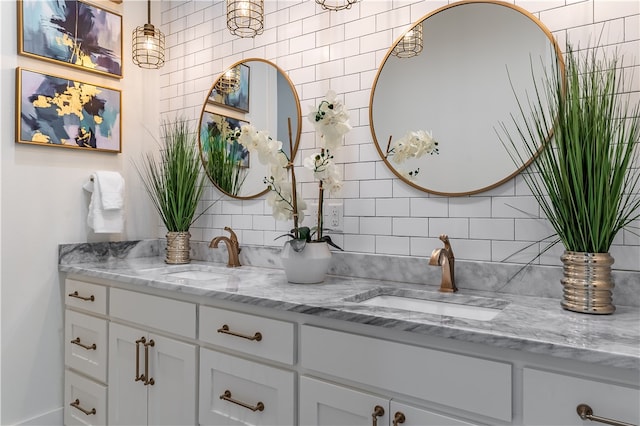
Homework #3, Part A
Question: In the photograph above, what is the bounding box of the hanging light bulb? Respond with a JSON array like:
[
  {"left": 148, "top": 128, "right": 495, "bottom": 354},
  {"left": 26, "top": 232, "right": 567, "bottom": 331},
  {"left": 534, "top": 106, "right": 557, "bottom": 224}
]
[
  {"left": 392, "top": 23, "right": 423, "bottom": 58},
  {"left": 227, "top": 0, "right": 264, "bottom": 38},
  {"left": 315, "top": 0, "right": 358, "bottom": 11},
  {"left": 214, "top": 66, "right": 241, "bottom": 94},
  {"left": 132, "top": 0, "right": 165, "bottom": 69}
]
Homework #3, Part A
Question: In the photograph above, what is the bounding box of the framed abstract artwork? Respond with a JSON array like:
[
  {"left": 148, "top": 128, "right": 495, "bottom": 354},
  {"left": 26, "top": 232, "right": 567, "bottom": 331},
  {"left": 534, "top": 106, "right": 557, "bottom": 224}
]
[
  {"left": 208, "top": 63, "right": 250, "bottom": 113},
  {"left": 18, "top": 0, "right": 123, "bottom": 79},
  {"left": 16, "top": 68, "right": 122, "bottom": 153},
  {"left": 200, "top": 111, "right": 250, "bottom": 168}
]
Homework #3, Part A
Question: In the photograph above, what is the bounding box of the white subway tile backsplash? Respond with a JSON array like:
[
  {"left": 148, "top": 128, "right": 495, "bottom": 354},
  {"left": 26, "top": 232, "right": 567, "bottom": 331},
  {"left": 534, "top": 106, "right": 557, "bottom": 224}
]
[{"left": 160, "top": 0, "right": 638, "bottom": 270}]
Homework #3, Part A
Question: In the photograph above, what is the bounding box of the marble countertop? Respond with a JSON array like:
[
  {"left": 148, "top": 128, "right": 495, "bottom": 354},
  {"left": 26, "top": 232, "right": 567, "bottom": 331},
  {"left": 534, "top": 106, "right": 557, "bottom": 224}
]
[{"left": 59, "top": 257, "right": 640, "bottom": 370}]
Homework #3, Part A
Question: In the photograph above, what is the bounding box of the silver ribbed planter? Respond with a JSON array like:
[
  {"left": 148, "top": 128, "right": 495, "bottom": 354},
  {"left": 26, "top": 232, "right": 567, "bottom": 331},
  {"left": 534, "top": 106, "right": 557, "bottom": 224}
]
[
  {"left": 165, "top": 231, "right": 191, "bottom": 264},
  {"left": 560, "top": 251, "right": 615, "bottom": 314}
]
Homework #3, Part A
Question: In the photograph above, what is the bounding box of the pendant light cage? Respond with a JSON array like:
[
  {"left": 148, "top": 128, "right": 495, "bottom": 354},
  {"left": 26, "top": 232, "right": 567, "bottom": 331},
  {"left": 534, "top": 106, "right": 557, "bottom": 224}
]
[
  {"left": 215, "top": 65, "right": 241, "bottom": 94},
  {"left": 132, "top": 1, "right": 165, "bottom": 69},
  {"left": 392, "top": 23, "right": 423, "bottom": 58},
  {"left": 315, "top": 0, "right": 358, "bottom": 11},
  {"left": 227, "top": 0, "right": 264, "bottom": 38}
]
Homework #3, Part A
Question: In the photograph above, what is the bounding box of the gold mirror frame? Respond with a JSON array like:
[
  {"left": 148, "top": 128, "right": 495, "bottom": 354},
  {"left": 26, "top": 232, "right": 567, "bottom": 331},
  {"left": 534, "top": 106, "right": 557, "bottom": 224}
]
[
  {"left": 198, "top": 58, "right": 302, "bottom": 199},
  {"left": 369, "top": 0, "right": 563, "bottom": 196}
]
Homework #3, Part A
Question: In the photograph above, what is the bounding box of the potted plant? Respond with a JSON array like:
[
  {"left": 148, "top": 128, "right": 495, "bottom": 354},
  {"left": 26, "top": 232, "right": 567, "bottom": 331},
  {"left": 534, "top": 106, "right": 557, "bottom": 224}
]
[
  {"left": 499, "top": 44, "right": 640, "bottom": 314},
  {"left": 237, "top": 90, "right": 351, "bottom": 283},
  {"left": 135, "top": 117, "right": 208, "bottom": 264}
]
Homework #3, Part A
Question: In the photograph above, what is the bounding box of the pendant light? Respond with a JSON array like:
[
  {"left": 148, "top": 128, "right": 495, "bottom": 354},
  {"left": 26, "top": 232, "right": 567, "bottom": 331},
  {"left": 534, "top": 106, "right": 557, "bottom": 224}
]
[
  {"left": 392, "top": 23, "right": 423, "bottom": 58},
  {"left": 227, "top": 0, "right": 264, "bottom": 38},
  {"left": 214, "top": 66, "right": 241, "bottom": 94},
  {"left": 132, "top": 0, "right": 165, "bottom": 69},
  {"left": 315, "top": 0, "right": 358, "bottom": 11}
]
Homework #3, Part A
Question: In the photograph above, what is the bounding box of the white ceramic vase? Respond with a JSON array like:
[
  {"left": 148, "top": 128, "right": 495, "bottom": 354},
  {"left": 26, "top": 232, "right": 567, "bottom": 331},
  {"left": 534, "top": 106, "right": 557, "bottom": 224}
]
[{"left": 280, "top": 241, "right": 332, "bottom": 284}]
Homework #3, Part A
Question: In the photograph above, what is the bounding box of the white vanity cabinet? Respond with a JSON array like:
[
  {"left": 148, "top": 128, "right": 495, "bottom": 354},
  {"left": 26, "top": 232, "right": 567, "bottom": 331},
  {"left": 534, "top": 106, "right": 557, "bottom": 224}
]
[
  {"left": 64, "top": 279, "right": 109, "bottom": 426},
  {"left": 522, "top": 367, "right": 640, "bottom": 425},
  {"left": 108, "top": 288, "right": 197, "bottom": 426},
  {"left": 198, "top": 305, "right": 296, "bottom": 425}
]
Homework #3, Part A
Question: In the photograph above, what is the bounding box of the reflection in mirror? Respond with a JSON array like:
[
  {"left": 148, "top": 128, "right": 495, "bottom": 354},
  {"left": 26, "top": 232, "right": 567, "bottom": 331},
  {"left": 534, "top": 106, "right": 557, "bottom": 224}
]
[
  {"left": 370, "top": 1, "right": 561, "bottom": 196},
  {"left": 199, "top": 58, "right": 301, "bottom": 199}
]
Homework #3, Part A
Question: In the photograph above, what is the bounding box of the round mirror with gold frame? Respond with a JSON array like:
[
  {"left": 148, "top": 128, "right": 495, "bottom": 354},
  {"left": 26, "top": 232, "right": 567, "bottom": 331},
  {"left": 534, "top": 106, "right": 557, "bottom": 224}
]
[
  {"left": 370, "top": 1, "right": 562, "bottom": 196},
  {"left": 199, "top": 58, "right": 302, "bottom": 199}
]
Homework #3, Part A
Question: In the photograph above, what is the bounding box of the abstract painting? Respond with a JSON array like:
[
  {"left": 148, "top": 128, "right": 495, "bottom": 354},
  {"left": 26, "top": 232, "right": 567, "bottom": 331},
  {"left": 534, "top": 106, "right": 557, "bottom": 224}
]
[
  {"left": 17, "top": 68, "right": 121, "bottom": 153},
  {"left": 208, "top": 64, "right": 250, "bottom": 112},
  {"left": 19, "top": 0, "right": 123, "bottom": 78},
  {"left": 200, "top": 112, "right": 250, "bottom": 168}
]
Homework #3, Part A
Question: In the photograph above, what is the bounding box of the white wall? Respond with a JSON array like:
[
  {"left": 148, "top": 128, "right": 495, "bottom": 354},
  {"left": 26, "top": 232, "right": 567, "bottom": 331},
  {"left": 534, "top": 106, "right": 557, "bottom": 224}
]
[
  {"left": 161, "top": 0, "right": 639, "bottom": 271},
  {"left": 0, "top": 1, "right": 161, "bottom": 423}
]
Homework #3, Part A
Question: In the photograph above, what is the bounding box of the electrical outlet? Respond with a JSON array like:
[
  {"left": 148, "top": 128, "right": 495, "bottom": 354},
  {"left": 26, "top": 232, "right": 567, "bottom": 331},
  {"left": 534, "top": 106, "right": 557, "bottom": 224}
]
[{"left": 308, "top": 202, "right": 344, "bottom": 233}]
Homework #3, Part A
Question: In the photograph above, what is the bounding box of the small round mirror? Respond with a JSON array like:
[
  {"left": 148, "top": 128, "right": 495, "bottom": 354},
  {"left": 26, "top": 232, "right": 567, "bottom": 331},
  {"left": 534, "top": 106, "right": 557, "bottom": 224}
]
[
  {"left": 198, "top": 58, "right": 301, "bottom": 198},
  {"left": 370, "top": 1, "right": 561, "bottom": 196}
]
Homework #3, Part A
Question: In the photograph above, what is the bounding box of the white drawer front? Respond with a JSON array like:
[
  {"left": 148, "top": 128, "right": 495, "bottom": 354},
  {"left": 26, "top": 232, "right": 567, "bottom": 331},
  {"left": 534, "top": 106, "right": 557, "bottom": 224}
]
[
  {"left": 199, "top": 348, "right": 295, "bottom": 426},
  {"left": 65, "top": 369, "right": 107, "bottom": 426},
  {"left": 300, "top": 325, "right": 512, "bottom": 422},
  {"left": 200, "top": 306, "right": 295, "bottom": 365},
  {"left": 523, "top": 368, "right": 640, "bottom": 425},
  {"left": 110, "top": 287, "right": 196, "bottom": 338},
  {"left": 65, "top": 310, "right": 108, "bottom": 383},
  {"left": 66, "top": 279, "right": 107, "bottom": 315}
]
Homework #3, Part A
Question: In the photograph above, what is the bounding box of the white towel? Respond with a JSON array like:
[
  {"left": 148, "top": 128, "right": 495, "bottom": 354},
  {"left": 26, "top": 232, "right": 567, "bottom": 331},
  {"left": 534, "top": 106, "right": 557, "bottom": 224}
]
[{"left": 83, "top": 172, "right": 125, "bottom": 233}]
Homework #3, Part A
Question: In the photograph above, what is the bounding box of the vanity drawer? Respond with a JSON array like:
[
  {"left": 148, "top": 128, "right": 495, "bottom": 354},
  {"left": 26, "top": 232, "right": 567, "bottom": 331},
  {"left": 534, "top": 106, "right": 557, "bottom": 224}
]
[
  {"left": 64, "top": 369, "right": 107, "bottom": 426},
  {"left": 65, "top": 310, "right": 108, "bottom": 383},
  {"left": 65, "top": 279, "right": 107, "bottom": 315},
  {"left": 199, "top": 348, "right": 295, "bottom": 425},
  {"left": 110, "top": 287, "right": 196, "bottom": 338},
  {"left": 300, "top": 325, "right": 512, "bottom": 422},
  {"left": 523, "top": 368, "right": 640, "bottom": 425},
  {"left": 200, "top": 305, "right": 295, "bottom": 365}
]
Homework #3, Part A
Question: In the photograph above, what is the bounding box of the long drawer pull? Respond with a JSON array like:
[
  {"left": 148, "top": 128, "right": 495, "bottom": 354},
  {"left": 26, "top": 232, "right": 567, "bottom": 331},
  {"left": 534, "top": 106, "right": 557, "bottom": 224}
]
[
  {"left": 217, "top": 324, "right": 262, "bottom": 341},
  {"left": 577, "top": 404, "right": 636, "bottom": 426},
  {"left": 220, "top": 390, "right": 264, "bottom": 412},
  {"left": 68, "top": 291, "right": 95, "bottom": 302},
  {"left": 393, "top": 411, "right": 406, "bottom": 426},
  {"left": 135, "top": 337, "right": 146, "bottom": 383},
  {"left": 70, "top": 337, "right": 96, "bottom": 350},
  {"left": 372, "top": 405, "right": 385, "bottom": 426},
  {"left": 143, "top": 339, "right": 155, "bottom": 386},
  {"left": 70, "top": 399, "right": 96, "bottom": 416}
]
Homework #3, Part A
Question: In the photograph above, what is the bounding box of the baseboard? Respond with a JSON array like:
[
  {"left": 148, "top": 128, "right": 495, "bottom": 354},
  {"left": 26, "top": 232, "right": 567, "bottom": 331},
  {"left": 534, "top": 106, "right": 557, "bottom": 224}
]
[{"left": 16, "top": 407, "right": 62, "bottom": 425}]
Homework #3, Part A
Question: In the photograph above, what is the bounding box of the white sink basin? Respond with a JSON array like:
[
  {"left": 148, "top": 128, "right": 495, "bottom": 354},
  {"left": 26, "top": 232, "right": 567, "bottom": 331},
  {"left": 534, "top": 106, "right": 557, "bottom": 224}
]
[
  {"left": 165, "top": 270, "right": 229, "bottom": 280},
  {"left": 349, "top": 289, "right": 507, "bottom": 321}
]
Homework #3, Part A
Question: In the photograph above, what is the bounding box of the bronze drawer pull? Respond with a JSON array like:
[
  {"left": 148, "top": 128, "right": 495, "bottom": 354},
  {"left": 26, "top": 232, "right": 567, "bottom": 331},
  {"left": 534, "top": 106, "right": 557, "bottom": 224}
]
[
  {"left": 217, "top": 324, "right": 262, "bottom": 341},
  {"left": 577, "top": 404, "right": 636, "bottom": 426},
  {"left": 70, "top": 399, "right": 96, "bottom": 416},
  {"left": 70, "top": 337, "right": 96, "bottom": 350},
  {"left": 372, "top": 405, "right": 385, "bottom": 426},
  {"left": 68, "top": 291, "right": 95, "bottom": 302},
  {"left": 134, "top": 337, "right": 155, "bottom": 385},
  {"left": 219, "top": 390, "right": 264, "bottom": 412},
  {"left": 393, "top": 411, "right": 406, "bottom": 426}
]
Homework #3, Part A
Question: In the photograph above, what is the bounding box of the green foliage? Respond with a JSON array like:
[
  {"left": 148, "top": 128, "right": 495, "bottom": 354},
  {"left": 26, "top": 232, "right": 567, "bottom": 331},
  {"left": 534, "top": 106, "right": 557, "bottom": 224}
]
[
  {"left": 500, "top": 45, "right": 640, "bottom": 253},
  {"left": 203, "top": 128, "right": 247, "bottom": 196},
  {"left": 135, "top": 118, "right": 207, "bottom": 232}
]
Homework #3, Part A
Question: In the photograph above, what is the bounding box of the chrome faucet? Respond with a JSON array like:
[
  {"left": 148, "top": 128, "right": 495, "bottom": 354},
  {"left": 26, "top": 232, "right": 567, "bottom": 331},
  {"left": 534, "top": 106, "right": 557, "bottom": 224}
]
[
  {"left": 210, "top": 226, "right": 241, "bottom": 267},
  {"left": 429, "top": 234, "right": 457, "bottom": 293}
]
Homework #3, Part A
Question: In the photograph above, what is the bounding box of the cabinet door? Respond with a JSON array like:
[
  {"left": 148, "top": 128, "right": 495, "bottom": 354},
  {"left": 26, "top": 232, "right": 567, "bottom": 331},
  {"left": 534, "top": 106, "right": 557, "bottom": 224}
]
[
  {"left": 108, "top": 323, "right": 148, "bottom": 426},
  {"left": 199, "top": 348, "right": 295, "bottom": 426},
  {"left": 523, "top": 368, "right": 640, "bottom": 425},
  {"left": 147, "top": 333, "right": 197, "bottom": 425},
  {"left": 389, "top": 400, "right": 476, "bottom": 426},
  {"left": 299, "top": 376, "right": 389, "bottom": 426},
  {"left": 65, "top": 310, "right": 108, "bottom": 383},
  {"left": 65, "top": 369, "right": 107, "bottom": 426}
]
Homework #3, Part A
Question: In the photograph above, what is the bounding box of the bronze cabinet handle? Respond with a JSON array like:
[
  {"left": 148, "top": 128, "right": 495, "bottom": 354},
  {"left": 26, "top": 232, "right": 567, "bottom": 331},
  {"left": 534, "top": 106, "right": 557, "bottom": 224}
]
[
  {"left": 372, "top": 405, "right": 385, "bottom": 426},
  {"left": 577, "top": 404, "right": 635, "bottom": 426},
  {"left": 143, "top": 339, "right": 155, "bottom": 386},
  {"left": 393, "top": 411, "right": 406, "bottom": 426},
  {"left": 68, "top": 291, "right": 95, "bottom": 302},
  {"left": 70, "top": 399, "right": 96, "bottom": 416},
  {"left": 135, "top": 337, "right": 146, "bottom": 382},
  {"left": 70, "top": 337, "right": 96, "bottom": 350},
  {"left": 217, "top": 324, "right": 262, "bottom": 342},
  {"left": 219, "top": 390, "right": 264, "bottom": 412}
]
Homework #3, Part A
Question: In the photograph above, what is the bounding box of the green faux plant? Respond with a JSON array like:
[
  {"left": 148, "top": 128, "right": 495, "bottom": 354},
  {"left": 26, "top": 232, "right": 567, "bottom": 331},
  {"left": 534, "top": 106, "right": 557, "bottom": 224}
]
[
  {"left": 500, "top": 44, "right": 640, "bottom": 253},
  {"left": 135, "top": 117, "right": 207, "bottom": 232}
]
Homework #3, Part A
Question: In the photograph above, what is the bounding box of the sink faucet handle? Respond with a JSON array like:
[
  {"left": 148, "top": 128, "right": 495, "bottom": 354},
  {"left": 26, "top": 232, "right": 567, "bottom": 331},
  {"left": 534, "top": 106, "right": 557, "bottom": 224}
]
[
  {"left": 224, "top": 226, "right": 238, "bottom": 244},
  {"left": 439, "top": 234, "right": 453, "bottom": 258}
]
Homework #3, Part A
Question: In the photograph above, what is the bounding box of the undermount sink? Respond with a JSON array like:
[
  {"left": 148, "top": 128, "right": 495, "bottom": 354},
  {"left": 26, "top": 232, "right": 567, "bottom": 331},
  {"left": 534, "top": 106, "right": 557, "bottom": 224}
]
[
  {"left": 165, "top": 270, "right": 230, "bottom": 281},
  {"left": 347, "top": 289, "right": 507, "bottom": 321}
]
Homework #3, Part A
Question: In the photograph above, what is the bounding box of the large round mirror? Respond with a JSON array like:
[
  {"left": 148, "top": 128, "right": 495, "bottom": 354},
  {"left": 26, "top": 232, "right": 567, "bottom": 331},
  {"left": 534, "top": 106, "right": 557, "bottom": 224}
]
[
  {"left": 199, "top": 58, "right": 301, "bottom": 198},
  {"left": 370, "top": 1, "right": 561, "bottom": 196}
]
